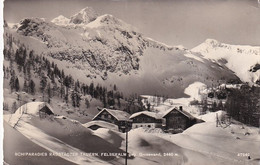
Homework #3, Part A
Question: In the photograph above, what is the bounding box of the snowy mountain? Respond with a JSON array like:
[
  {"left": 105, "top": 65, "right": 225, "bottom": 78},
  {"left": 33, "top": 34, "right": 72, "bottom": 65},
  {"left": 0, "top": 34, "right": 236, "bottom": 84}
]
[
  {"left": 69, "top": 7, "right": 98, "bottom": 24},
  {"left": 51, "top": 7, "right": 98, "bottom": 26},
  {"left": 51, "top": 15, "right": 70, "bottom": 26},
  {"left": 192, "top": 39, "right": 260, "bottom": 84},
  {"left": 5, "top": 7, "right": 245, "bottom": 97}
]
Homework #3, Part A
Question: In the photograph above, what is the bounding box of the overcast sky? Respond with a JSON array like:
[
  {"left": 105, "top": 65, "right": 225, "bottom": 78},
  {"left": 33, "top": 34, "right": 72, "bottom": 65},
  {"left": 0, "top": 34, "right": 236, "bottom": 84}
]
[{"left": 3, "top": 0, "right": 260, "bottom": 48}]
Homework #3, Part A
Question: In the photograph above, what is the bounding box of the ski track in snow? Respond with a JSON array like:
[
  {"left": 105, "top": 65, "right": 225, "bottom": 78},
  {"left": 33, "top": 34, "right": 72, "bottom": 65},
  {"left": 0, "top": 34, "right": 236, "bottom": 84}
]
[{"left": 5, "top": 116, "right": 111, "bottom": 165}]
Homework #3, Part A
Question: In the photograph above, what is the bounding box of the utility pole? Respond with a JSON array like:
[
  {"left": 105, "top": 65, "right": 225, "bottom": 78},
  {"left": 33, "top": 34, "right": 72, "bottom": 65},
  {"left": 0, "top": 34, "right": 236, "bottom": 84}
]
[
  {"left": 125, "top": 121, "right": 128, "bottom": 165},
  {"left": 259, "top": 118, "right": 260, "bottom": 134},
  {"left": 216, "top": 113, "right": 219, "bottom": 127}
]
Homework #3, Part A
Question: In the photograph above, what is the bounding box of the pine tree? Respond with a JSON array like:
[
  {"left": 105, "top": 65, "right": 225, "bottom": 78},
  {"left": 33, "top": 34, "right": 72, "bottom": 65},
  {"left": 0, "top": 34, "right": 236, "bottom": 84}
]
[
  {"left": 65, "top": 93, "right": 69, "bottom": 104},
  {"left": 60, "top": 84, "right": 65, "bottom": 99},
  {"left": 9, "top": 72, "right": 16, "bottom": 92},
  {"left": 47, "top": 83, "right": 52, "bottom": 103},
  {"left": 5, "top": 67, "right": 10, "bottom": 79},
  {"left": 61, "top": 70, "right": 65, "bottom": 79},
  {"left": 71, "top": 91, "right": 76, "bottom": 107},
  {"left": 113, "top": 84, "right": 117, "bottom": 91},
  {"left": 75, "top": 80, "right": 80, "bottom": 92},
  {"left": 40, "top": 74, "right": 47, "bottom": 93},
  {"left": 71, "top": 90, "right": 80, "bottom": 108},
  {"left": 147, "top": 103, "right": 151, "bottom": 111},
  {"left": 76, "top": 92, "right": 81, "bottom": 107},
  {"left": 103, "top": 95, "right": 107, "bottom": 108},
  {"left": 85, "top": 98, "right": 90, "bottom": 108},
  {"left": 117, "top": 97, "right": 121, "bottom": 108},
  {"left": 89, "top": 82, "right": 94, "bottom": 97},
  {"left": 29, "top": 50, "right": 34, "bottom": 59},
  {"left": 29, "top": 80, "right": 35, "bottom": 95},
  {"left": 108, "top": 95, "right": 115, "bottom": 107},
  {"left": 50, "top": 72, "right": 55, "bottom": 83},
  {"left": 201, "top": 98, "right": 208, "bottom": 114},
  {"left": 23, "top": 79, "right": 28, "bottom": 92},
  {"left": 40, "top": 73, "right": 47, "bottom": 101},
  {"left": 15, "top": 77, "right": 20, "bottom": 92}
]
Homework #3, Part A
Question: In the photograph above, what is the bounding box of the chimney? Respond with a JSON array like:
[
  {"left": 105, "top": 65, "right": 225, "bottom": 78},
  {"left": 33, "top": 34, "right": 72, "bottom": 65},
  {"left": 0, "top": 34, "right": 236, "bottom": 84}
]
[{"left": 179, "top": 106, "right": 183, "bottom": 111}]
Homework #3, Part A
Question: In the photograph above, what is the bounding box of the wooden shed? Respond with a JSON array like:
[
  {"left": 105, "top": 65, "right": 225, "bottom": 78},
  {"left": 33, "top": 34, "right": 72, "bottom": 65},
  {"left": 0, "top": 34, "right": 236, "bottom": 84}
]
[
  {"left": 163, "top": 106, "right": 196, "bottom": 132},
  {"left": 92, "top": 108, "right": 131, "bottom": 132}
]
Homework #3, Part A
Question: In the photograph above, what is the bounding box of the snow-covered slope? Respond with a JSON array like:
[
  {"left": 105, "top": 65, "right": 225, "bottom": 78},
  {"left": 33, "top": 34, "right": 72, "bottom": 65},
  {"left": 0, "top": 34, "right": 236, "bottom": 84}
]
[
  {"left": 128, "top": 111, "right": 260, "bottom": 165},
  {"left": 192, "top": 39, "right": 260, "bottom": 84},
  {"left": 4, "top": 111, "right": 125, "bottom": 164}
]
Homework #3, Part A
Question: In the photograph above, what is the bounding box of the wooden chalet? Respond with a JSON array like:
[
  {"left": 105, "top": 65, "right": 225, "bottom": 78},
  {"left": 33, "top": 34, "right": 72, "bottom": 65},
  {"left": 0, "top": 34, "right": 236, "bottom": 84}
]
[
  {"left": 129, "top": 111, "right": 163, "bottom": 129},
  {"left": 163, "top": 106, "right": 197, "bottom": 133},
  {"left": 16, "top": 102, "right": 54, "bottom": 118},
  {"left": 92, "top": 108, "right": 131, "bottom": 132}
]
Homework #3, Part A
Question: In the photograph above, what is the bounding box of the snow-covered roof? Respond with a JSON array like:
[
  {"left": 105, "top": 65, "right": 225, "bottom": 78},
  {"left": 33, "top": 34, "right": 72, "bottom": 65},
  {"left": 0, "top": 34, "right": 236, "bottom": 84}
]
[
  {"left": 93, "top": 108, "right": 130, "bottom": 121},
  {"left": 83, "top": 120, "right": 118, "bottom": 130},
  {"left": 129, "top": 111, "right": 163, "bottom": 120},
  {"left": 162, "top": 107, "right": 195, "bottom": 119},
  {"left": 15, "top": 102, "right": 54, "bottom": 116}
]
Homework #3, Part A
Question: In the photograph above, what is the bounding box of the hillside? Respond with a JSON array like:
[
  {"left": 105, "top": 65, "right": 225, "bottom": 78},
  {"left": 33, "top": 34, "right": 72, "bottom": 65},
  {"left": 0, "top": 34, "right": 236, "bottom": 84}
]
[
  {"left": 3, "top": 31, "right": 126, "bottom": 123},
  {"left": 3, "top": 122, "right": 75, "bottom": 165},
  {"left": 4, "top": 7, "right": 245, "bottom": 98},
  {"left": 4, "top": 108, "right": 125, "bottom": 165}
]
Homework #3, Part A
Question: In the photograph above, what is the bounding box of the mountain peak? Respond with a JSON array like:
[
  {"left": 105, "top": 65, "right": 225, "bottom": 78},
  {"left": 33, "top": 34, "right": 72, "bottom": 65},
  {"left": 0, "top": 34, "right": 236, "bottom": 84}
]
[
  {"left": 69, "top": 7, "right": 98, "bottom": 24},
  {"left": 51, "top": 15, "right": 70, "bottom": 26},
  {"left": 204, "top": 39, "right": 219, "bottom": 46},
  {"left": 85, "top": 14, "right": 135, "bottom": 32}
]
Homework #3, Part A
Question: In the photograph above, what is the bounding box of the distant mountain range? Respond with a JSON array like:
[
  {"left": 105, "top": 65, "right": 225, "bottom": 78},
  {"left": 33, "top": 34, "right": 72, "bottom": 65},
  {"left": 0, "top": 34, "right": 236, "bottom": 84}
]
[{"left": 4, "top": 7, "right": 260, "bottom": 97}]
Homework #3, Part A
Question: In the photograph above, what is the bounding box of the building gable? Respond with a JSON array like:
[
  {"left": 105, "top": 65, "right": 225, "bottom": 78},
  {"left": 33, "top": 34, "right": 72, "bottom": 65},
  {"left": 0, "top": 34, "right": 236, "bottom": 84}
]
[
  {"left": 164, "top": 110, "right": 189, "bottom": 119},
  {"left": 163, "top": 108, "right": 194, "bottom": 119},
  {"left": 93, "top": 109, "right": 118, "bottom": 122}
]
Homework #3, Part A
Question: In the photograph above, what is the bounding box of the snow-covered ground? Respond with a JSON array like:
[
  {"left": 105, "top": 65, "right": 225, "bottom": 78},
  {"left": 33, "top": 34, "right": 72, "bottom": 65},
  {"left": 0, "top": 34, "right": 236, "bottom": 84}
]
[
  {"left": 4, "top": 114, "right": 111, "bottom": 165},
  {"left": 4, "top": 105, "right": 260, "bottom": 165},
  {"left": 3, "top": 122, "right": 75, "bottom": 165},
  {"left": 88, "top": 109, "right": 260, "bottom": 165},
  {"left": 126, "top": 111, "right": 260, "bottom": 165}
]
